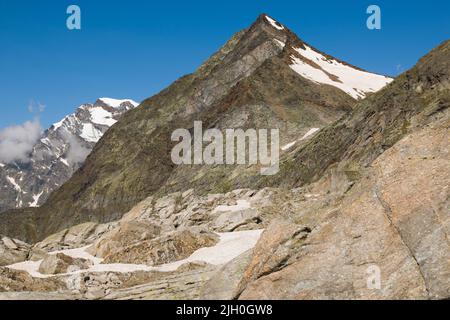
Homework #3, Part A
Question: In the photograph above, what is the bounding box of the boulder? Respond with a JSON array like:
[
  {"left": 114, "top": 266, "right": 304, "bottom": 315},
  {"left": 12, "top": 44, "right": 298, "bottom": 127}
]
[
  {"left": 212, "top": 208, "right": 262, "bottom": 232},
  {"left": 200, "top": 249, "right": 254, "bottom": 300},
  {"left": 38, "top": 253, "right": 93, "bottom": 275},
  {"left": 102, "top": 230, "right": 219, "bottom": 266},
  {"left": 35, "top": 222, "right": 117, "bottom": 252},
  {"left": 88, "top": 220, "right": 161, "bottom": 258},
  {"left": 0, "top": 267, "right": 65, "bottom": 292},
  {"left": 0, "top": 236, "right": 31, "bottom": 266}
]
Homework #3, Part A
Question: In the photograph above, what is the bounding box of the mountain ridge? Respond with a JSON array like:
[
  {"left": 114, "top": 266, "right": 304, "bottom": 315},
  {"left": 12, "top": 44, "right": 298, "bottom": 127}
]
[{"left": 0, "top": 14, "right": 393, "bottom": 243}]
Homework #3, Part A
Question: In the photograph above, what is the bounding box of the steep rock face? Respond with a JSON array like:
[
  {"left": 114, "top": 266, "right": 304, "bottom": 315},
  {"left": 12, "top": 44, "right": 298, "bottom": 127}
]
[
  {"left": 231, "top": 42, "right": 450, "bottom": 300},
  {"left": 0, "top": 15, "right": 392, "bottom": 242},
  {"left": 236, "top": 115, "right": 449, "bottom": 300},
  {"left": 0, "top": 98, "right": 138, "bottom": 213}
]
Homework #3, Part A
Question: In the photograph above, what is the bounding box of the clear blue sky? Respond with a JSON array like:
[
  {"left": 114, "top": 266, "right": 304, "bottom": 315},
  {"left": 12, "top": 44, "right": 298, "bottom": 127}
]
[{"left": 1, "top": 0, "right": 449, "bottom": 129}]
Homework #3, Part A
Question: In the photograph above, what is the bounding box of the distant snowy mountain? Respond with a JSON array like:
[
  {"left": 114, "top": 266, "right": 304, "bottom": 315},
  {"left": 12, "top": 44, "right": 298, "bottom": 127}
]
[{"left": 0, "top": 98, "right": 139, "bottom": 212}]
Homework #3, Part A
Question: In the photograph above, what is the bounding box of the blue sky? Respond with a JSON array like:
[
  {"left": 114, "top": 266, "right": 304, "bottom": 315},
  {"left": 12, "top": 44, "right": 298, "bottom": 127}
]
[{"left": 0, "top": 0, "right": 449, "bottom": 129}]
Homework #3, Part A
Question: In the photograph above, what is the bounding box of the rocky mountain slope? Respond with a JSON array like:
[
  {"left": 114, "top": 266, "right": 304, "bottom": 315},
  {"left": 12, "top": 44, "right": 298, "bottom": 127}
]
[
  {"left": 1, "top": 14, "right": 447, "bottom": 300},
  {"left": 0, "top": 14, "right": 391, "bottom": 242},
  {"left": 0, "top": 98, "right": 138, "bottom": 213}
]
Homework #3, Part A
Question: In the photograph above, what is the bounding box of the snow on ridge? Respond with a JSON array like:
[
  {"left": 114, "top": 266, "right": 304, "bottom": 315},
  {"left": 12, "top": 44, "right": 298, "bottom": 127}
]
[
  {"left": 80, "top": 123, "right": 103, "bottom": 143},
  {"left": 273, "top": 39, "right": 286, "bottom": 49},
  {"left": 60, "top": 158, "right": 69, "bottom": 167},
  {"left": 89, "top": 107, "right": 117, "bottom": 126},
  {"left": 281, "top": 128, "right": 321, "bottom": 152},
  {"left": 52, "top": 116, "right": 68, "bottom": 131},
  {"left": 265, "top": 15, "right": 285, "bottom": 30},
  {"left": 301, "top": 128, "right": 320, "bottom": 140},
  {"left": 51, "top": 97, "right": 138, "bottom": 131},
  {"left": 99, "top": 98, "right": 139, "bottom": 108},
  {"left": 281, "top": 141, "right": 297, "bottom": 151},
  {"left": 6, "top": 176, "right": 22, "bottom": 192},
  {"left": 30, "top": 191, "right": 44, "bottom": 207},
  {"left": 290, "top": 45, "right": 393, "bottom": 99}
]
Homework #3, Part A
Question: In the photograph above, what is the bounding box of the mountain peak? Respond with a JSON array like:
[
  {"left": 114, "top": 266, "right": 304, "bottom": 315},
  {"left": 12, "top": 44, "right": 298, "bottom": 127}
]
[
  {"left": 96, "top": 98, "right": 140, "bottom": 109},
  {"left": 0, "top": 97, "right": 138, "bottom": 212},
  {"left": 262, "top": 14, "right": 285, "bottom": 30},
  {"left": 247, "top": 13, "right": 393, "bottom": 99}
]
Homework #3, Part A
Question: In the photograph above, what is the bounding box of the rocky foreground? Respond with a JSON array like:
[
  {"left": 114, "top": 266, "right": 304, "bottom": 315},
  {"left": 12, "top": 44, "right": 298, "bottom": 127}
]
[{"left": 2, "top": 115, "right": 449, "bottom": 299}]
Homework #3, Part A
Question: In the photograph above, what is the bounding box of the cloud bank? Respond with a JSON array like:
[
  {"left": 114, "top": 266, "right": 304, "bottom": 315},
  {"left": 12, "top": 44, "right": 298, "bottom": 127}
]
[{"left": 0, "top": 119, "right": 42, "bottom": 164}]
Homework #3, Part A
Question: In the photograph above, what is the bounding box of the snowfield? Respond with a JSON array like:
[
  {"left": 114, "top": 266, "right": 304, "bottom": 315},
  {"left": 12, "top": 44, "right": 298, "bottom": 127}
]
[
  {"left": 88, "top": 107, "right": 118, "bottom": 126},
  {"left": 80, "top": 123, "right": 103, "bottom": 143},
  {"left": 7, "top": 230, "right": 264, "bottom": 278},
  {"left": 265, "top": 15, "right": 284, "bottom": 30},
  {"left": 290, "top": 45, "right": 393, "bottom": 99},
  {"left": 98, "top": 98, "right": 139, "bottom": 108}
]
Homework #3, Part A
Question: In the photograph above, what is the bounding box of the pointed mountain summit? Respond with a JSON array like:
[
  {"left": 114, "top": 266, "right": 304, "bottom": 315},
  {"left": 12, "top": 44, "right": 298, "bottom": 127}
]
[
  {"left": 0, "top": 14, "right": 394, "bottom": 242},
  {"left": 251, "top": 14, "right": 392, "bottom": 99}
]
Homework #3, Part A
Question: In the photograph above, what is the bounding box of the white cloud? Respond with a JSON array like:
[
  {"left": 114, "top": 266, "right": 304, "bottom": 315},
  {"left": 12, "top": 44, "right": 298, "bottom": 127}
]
[
  {"left": 27, "top": 100, "right": 46, "bottom": 114},
  {"left": 62, "top": 131, "right": 91, "bottom": 164},
  {"left": 0, "top": 119, "right": 42, "bottom": 163}
]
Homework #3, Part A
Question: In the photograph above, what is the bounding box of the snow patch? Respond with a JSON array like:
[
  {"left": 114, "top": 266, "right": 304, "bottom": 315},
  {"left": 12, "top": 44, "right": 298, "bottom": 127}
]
[
  {"left": 60, "top": 158, "right": 69, "bottom": 167},
  {"left": 301, "top": 128, "right": 320, "bottom": 140},
  {"left": 290, "top": 45, "right": 392, "bottom": 99},
  {"left": 99, "top": 98, "right": 139, "bottom": 108},
  {"left": 6, "top": 176, "right": 21, "bottom": 192},
  {"left": 52, "top": 117, "right": 67, "bottom": 131},
  {"left": 281, "top": 141, "right": 297, "bottom": 151},
  {"left": 281, "top": 128, "right": 320, "bottom": 152},
  {"left": 273, "top": 39, "right": 286, "bottom": 49},
  {"left": 265, "top": 15, "right": 284, "bottom": 30},
  {"left": 80, "top": 123, "right": 103, "bottom": 143},
  {"left": 89, "top": 107, "right": 117, "bottom": 126},
  {"left": 156, "top": 229, "right": 264, "bottom": 271},
  {"left": 30, "top": 191, "right": 44, "bottom": 207},
  {"left": 7, "top": 230, "right": 264, "bottom": 278}
]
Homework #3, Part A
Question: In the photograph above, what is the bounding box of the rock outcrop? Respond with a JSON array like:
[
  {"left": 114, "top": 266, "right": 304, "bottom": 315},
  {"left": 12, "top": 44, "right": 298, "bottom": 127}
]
[
  {"left": 0, "top": 236, "right": 47, "bottom": 266},
  {"left": 38, "top": 253, "right": 93, "bottom": 275},
  {"left": 99, "top": 230, "right": 219, "bottom": 266},
  {"left": 0, "top": 267, "right": 65, "bottom": 293}
]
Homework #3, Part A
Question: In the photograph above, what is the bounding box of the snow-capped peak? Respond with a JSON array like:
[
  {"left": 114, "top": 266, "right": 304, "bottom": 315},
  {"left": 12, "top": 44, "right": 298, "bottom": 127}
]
[
  {"left": 98, "top": 98, "right": 140, "bottom": 108},
  {"left": 289, "top": 45, "right": 393, "bottom": 99},
  {"left": 0, "top": 97, "right": 138, "bottom": 210}
]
